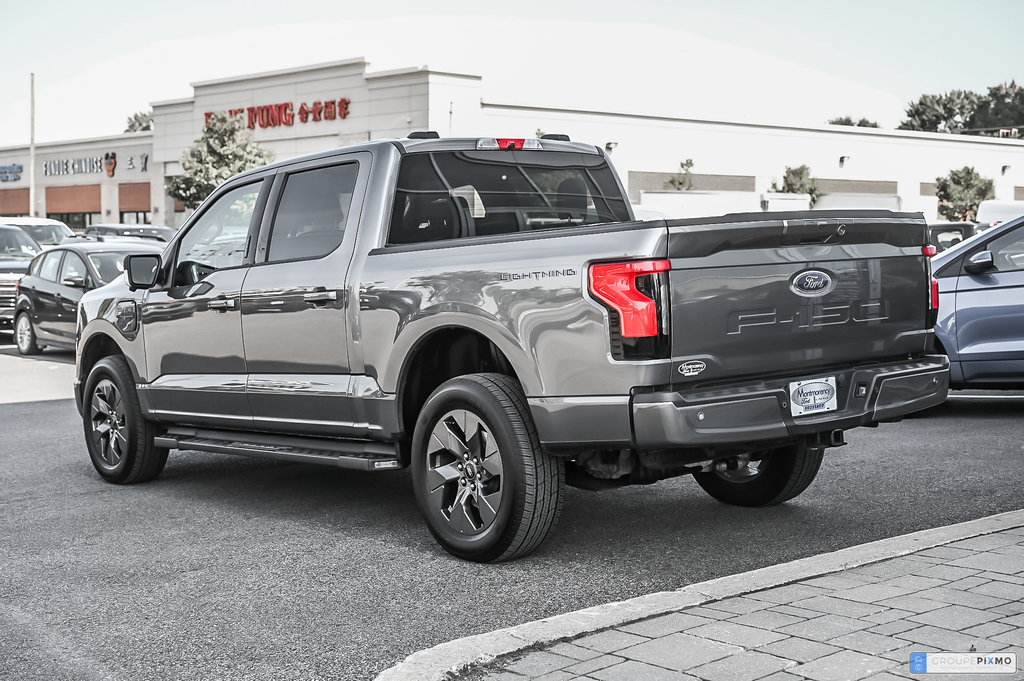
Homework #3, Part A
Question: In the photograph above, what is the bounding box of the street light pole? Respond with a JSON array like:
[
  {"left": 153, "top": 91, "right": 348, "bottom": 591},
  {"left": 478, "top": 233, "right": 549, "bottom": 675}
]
[{"left": 29, "top": 73, "right": 36, "bottom": 217}]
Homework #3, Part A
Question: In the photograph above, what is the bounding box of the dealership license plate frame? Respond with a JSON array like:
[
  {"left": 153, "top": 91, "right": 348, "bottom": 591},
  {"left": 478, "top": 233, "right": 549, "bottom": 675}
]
[{"left": 789, "top": 376, "right": 839, "bottom": 417}]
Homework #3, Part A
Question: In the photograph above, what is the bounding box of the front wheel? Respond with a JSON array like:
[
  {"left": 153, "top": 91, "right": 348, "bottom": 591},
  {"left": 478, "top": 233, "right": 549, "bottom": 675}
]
[
  {"left": 411, "top": 373, "right": 564, "bottom": 563},
  {"left": 693, "top": 442, "right": 824, "bottom": 507},
  {"left": 83, "top": 356, "right": 168, "bottom": 484}
]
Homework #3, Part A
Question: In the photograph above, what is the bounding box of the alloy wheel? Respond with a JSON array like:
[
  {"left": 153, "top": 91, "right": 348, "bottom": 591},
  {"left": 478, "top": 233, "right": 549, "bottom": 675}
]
[
  {"left": 424, "top": 409, "right": 504, "bottom": 536},
  {"left": 15, "top": 315, "right": 33, "bottom": 353},
  {"left": 90, "top": 379, "right": 128, "bottom": 470}
]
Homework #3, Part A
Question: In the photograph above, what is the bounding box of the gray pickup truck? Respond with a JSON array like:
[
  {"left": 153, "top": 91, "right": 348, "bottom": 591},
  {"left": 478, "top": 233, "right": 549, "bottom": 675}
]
[{"left": 75, "top": 134, "right": 949, "bottom": 562}]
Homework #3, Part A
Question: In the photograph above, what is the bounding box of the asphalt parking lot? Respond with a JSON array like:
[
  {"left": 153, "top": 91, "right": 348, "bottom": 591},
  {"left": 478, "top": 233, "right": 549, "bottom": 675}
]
[{"left": 1, "top": 343, "right": 1022, "bottom": 681}]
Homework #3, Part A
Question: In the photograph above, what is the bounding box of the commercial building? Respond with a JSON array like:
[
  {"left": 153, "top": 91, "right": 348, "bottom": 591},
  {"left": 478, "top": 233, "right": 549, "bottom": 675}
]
[{"left": 2, "top": 57, "right": 1023, "bottom": 228}]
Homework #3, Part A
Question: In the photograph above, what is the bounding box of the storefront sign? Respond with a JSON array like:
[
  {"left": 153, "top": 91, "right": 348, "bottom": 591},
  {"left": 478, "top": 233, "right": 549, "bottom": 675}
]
[
  {"left": 41, "top": 152, "right": 147, "bottom": 178},
  {"left": 0, "top": 163, "right": 22, "bottom": 182},
  {"left": 204, "top": 97, "right": 351, "bottom": 130},
  {"left": 44, "top": 156, "right": 104, "bottom": 176}
]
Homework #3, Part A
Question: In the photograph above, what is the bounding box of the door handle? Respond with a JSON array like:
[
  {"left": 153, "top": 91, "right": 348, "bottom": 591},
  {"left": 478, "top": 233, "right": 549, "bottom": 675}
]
[
  {"left": 208, "top": 298, "right": 237, "bottom": 311},
  {"left": 303, "top": 290, "right": 338, "bottom": 303}
]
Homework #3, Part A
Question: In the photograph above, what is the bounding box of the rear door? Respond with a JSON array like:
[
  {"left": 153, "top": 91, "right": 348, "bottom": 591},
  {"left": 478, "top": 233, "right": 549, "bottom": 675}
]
[
  {"left": 30, "top": 250, "right": 65, "bottom": 343},
  {"left": 952, "top": 220, "right": 1024, "bottom": 384},
  {"left": 240, "top": 154, "right": 369, "bottom": 436},
  {"left": 667, "top": 212, "right": 931, "bottom": 386}
]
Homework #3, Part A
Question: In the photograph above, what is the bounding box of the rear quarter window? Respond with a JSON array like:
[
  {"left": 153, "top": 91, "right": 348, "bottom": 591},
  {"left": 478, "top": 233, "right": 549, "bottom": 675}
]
[{"left": 386, "top": 150, "right": 630, "bottom": 246}]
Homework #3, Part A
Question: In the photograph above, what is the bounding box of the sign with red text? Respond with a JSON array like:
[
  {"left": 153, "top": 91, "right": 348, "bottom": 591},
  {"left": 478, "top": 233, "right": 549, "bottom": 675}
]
[{"left": 205, "top": 98, "right": 351, "bottom": 130}]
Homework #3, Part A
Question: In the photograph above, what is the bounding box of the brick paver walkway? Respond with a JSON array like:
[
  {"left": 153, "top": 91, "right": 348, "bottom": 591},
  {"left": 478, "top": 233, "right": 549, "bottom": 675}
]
[{"left": 462, "top": 528, "right": 1024, "bottom": 681}]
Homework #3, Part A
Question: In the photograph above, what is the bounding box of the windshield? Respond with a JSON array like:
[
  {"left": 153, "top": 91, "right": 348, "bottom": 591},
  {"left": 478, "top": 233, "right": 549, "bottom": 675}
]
[
  {"left": 22, "top": 223, "right": 74, "bottom": 245},
  {"left": 387, "top": 150, "right": 631, "bottom": 245},
  {"left": 0, "top": 229, "right": 42, "bottom": 257}
]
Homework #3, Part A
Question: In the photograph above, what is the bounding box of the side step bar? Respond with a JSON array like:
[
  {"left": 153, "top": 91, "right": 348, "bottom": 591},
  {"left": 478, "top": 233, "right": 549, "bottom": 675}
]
[{"left": 154, "top": 427, "right": 403, "bottom": 471}]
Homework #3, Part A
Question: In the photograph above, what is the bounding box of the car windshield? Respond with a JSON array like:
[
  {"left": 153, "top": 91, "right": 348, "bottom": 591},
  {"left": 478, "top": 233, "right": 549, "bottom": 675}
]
[
  {"left": 22, "top": 223, "right": 74, "bottom": 245},
  {"left": 87, "top": 251, "right": 134, "bottom": 285},
  {"left": 0, "top": 229, "right": 42, "bottom": 257}
]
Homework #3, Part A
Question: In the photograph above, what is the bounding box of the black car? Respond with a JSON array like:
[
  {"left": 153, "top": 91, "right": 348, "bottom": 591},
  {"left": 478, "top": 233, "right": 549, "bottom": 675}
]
[
  {"left": 1, "top": 225, "right": 43, "bottom": 333},
  {"left": 83, "top": 224, "right": 177, "bottom": 242},
  {"left": 14, "top": 240, "right": 163, "bottom": 354}
]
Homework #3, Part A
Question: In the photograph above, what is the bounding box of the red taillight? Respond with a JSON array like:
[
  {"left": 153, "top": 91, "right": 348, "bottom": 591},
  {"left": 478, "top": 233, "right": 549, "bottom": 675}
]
[
  {"left": 931, "top": 277, "right": 939, "bottom": 311},
  {"left": 589, "top": 260, "right": 670, "bottom": 337},
  {"left": 496, "top": 138, "right": 524, "bottom": 150},
  {"left": 923, "top": 244, "right": 937, "bottom": 257}
]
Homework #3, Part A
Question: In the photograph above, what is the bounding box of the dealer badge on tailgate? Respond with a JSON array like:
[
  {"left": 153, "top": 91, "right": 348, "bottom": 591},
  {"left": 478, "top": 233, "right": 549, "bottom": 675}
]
[{"left": 789, "top": 377, "right": 838, "bottom": 417}]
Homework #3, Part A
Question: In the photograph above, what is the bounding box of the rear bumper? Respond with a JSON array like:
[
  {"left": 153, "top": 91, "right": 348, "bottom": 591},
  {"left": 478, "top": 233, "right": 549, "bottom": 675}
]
[{"left": 632, "top": 355, "right": 949, "bottom": 449}]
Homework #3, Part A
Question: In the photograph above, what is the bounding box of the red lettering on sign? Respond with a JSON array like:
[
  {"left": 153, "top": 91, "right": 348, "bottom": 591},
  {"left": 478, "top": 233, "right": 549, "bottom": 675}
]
[
  {"left": 298, "top": 103, "right": 310, "bottom": 123},
  {"left": 338, "top": 98, "right": 350, "bottom": 119},
  {"left": 204, "top": 112, "right": 213, "bottom": 125},
  {"left": 247, "top": 107, "right": 258, "bottom": 129},
  {"left": 281, "top": 102, "right": 294, "bottom": 126},
  {"left": 267, "top": 105, "right": 280, "bottom": 127},
  {"left": 323, "top": 100, "right": 336, "bottom": 120},
  {"left": 312, "top": 101, "right": 323, "bottom": 122}
]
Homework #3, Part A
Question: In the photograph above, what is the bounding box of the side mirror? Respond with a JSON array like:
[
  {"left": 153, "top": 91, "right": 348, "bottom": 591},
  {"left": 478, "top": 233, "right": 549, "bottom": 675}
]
[
  {"left": 125, "top": 253, "right": 162, "bottom": 290},
  {"left": 61, "top": 276, "right": 86, "bottom": 288},
  {"left": 964, "top": 250, "right": 995, "bottom": 275}
]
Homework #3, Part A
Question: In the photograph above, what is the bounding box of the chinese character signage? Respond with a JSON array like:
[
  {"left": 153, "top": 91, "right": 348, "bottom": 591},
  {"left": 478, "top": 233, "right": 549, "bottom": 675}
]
[{"left": 204, "top": 97, "right": 352, "bottom": 129}]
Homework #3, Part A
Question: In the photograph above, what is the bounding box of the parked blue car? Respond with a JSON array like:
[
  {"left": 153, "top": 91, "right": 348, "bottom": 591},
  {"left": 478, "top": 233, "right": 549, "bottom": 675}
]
[{"left": 932, "top": 215, "right": 1024, "bottom": 389}]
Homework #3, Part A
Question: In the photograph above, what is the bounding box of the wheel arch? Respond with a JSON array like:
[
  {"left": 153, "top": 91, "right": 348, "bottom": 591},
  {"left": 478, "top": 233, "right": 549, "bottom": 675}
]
[{"left": 395, "top": 325, "right": 527, "bottom": 442}]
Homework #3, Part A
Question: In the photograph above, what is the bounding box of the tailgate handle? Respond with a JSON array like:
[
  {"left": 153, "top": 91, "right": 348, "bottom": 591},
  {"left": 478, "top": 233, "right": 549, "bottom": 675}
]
[{"left": 784, "top": 219, "right": 846, "bottom": 245}]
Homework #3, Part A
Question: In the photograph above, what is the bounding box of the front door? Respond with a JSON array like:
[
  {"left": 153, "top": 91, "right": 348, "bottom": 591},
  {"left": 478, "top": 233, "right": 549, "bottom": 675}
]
[
  {"left": 954, "top": 221, "right": 1024, "bottom": 384},
  {"left": 141, "top": 180, "right": 267, "bottom": 428},
  {"left": 240, "top": 159, "right": 367, "bottom": 436}
]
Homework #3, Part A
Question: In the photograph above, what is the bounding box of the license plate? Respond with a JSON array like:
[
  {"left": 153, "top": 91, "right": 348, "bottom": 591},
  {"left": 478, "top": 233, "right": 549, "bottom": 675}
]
[{"left": 789, "top": 376, "right": 838, "bottom": 417}]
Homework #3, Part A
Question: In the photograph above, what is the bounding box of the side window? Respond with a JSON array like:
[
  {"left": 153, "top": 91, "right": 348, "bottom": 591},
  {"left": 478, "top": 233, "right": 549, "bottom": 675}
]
[
  {"left": 58, "top": 252, "right": 90, "bottom": 286},
  {"left": 988, "top": 226, "right": 1024, "bottom": 273},
  {"left": 38, "top": 251, "right": 63, "bottom": 282},
  {"left": 266, "top": 163, "right": 357, "bottom": 262},
  {"left": 174, "top": 181, "right": 263, "bottom": 286}
]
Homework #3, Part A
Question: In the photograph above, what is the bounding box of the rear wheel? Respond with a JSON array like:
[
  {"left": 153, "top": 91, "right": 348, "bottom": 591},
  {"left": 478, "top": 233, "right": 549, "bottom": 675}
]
[
  {"left": 411, "top": 373, "right": 564, "bottom": 562},
  {"left": 15, "top": 313, "right": 40, "bottom": 355},
  {"left": 693, "top": 442, "right": 824, "bottom": 507},
  {"left": 83, "top": 356, "right": 168, "bottom": 484}
]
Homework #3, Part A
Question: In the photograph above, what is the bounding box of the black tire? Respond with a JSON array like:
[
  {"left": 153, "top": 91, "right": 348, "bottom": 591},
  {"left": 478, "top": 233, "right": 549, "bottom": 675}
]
[
  {"left": 15, "top": 312, "right": 40, "bottom": 355},
  {"left": 83, "top": 356, "right": 168, "bottom": 484},
  {"left": 411, "top": 373, "right": 564, "bottom": 563},
  {"left": 693, "top": 442, "right": 824, "bottom": 507}
]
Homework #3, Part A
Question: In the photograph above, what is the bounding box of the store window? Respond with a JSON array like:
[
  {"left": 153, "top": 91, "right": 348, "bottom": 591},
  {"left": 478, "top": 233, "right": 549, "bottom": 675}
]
[
  {"left": 48, "top": 212, "right": 100, "bottom": 232},
  {"left": 120, "top": 211, "right": 151, "bottom": 225}
]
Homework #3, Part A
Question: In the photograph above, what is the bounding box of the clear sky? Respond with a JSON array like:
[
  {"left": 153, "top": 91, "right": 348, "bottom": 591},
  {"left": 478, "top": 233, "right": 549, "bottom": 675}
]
[{"left": 0, "top": 0, "right": 1021, "bottom": 147}]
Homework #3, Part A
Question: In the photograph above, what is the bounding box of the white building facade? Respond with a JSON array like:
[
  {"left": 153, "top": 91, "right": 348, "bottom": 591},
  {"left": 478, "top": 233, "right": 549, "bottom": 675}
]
[{"left": 2, "top": 58, "right": 1023, "bottom": 228}]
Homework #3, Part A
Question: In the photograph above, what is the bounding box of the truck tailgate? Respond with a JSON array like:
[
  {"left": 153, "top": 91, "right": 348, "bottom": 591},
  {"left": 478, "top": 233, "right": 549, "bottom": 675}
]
[{"left": 666, "top": 211, "right": 931, "bottom": 386}]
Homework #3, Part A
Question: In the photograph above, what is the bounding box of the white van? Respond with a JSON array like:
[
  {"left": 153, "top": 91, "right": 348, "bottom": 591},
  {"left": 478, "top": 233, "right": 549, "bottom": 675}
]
[{"left": 975, "top": 200, "right": 1024, "bottom": 229}]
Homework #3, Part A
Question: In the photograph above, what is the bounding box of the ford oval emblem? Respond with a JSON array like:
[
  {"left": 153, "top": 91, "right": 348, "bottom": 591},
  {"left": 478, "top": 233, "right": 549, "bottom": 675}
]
[{"left": 790, "top": 270, "right": 835, "bottom": 297}]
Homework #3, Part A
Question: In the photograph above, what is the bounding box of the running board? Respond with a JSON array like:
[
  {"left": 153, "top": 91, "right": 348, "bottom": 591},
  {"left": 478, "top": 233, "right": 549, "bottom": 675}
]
[{"left": 154, "top": 427, "right": 402, "bottom": 471}]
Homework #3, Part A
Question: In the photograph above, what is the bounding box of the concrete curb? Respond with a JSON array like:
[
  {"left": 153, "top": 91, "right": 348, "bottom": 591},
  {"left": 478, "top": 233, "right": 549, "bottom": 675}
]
[{"left": 375, "top": 508, "right": 1024, "bottom": 681}]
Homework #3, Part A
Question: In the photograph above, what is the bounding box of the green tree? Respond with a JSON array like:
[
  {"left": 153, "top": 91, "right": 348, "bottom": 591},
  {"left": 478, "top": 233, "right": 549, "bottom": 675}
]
[
  {"left": 898, "top": 90, "right": 980, "bottom": 133},
  {"left": 124, "top": 110, "right": 153, "bottom": 132},
  {"left": 167, "top": 112, "right": 273, "bottom": 209},
  {"left": 665, "top": 159, "right": 694, "bottom": 190},
  {"left": 935, "top": 167, "right": 994, "bottom": 221},
  {"left": 967, "top": 81, "right": 1024, "bottom": 134},
  {"left": 770, "top": 165, "right": 820, "bottom": 207},
  {"left": 828, "top": 116, "right": 879, "bottom": 128}
]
